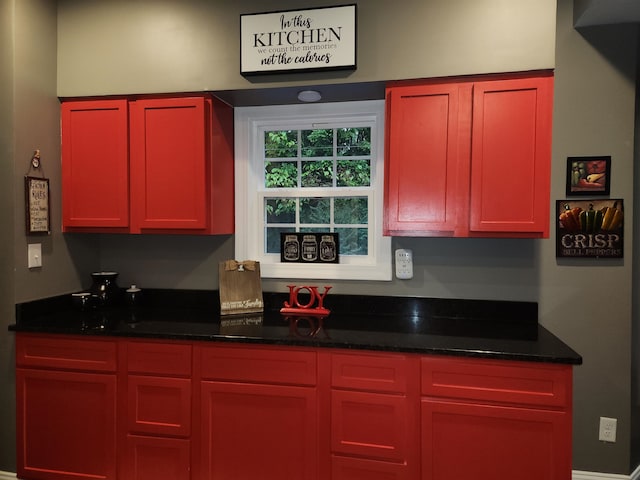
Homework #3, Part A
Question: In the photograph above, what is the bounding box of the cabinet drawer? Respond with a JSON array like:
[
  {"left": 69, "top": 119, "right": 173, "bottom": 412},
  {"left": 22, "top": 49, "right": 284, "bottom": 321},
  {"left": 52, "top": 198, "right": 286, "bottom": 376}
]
[
  {"left": 199, "top": 345, "right": 316, "bottom": 386},
  {"left": 421, "top": 356, "right": 571, "bottom": 407},
  {"left": 127, "top": 341, "right": 192, "bottom": 376},
  {"left": 125, "top": 435, "right": 190, "bottom": 480},
  {"left": 332, "top": 352, "right": 408, "bottom": 393},
  {"left": 16, "top": 334, "right": 117, "bottom": 372},
  {"left": 127, "top": 376, "right": 191, "bottom": 436},
  {"left": 332, "top": 456, "right": 411, "bottom": 480},
  {"left": 331, "top": 390, "right": 408, "bottom": 462}
]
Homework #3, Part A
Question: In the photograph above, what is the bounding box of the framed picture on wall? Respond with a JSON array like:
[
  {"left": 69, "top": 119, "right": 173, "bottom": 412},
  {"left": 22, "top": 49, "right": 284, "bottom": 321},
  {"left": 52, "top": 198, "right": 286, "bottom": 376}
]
[
  {"left": 566, "top": 156, "right": 611, "bottom": 196},
  {"left": 24, "top": 176, "right": 51, "bottom": 235},
  {"left": 556, "top": 198, "right": 623, "bottom": 258}
]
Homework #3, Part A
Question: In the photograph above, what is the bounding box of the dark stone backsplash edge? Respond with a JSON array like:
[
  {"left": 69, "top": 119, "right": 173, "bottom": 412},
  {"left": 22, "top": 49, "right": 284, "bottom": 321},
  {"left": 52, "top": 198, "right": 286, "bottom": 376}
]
[{"left": 16, "top": 288, "right": 538, "bottom": 325}]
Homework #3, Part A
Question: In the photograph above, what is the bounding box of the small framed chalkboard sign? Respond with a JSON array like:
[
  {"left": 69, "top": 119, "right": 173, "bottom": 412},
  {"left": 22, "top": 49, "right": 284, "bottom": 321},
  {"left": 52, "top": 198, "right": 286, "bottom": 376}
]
[
  {"left": 25, "top": 176, "right": 51, "bottom": 235},
  {"left": 280, "top": 232, "right": 339, "bottom": 264}
]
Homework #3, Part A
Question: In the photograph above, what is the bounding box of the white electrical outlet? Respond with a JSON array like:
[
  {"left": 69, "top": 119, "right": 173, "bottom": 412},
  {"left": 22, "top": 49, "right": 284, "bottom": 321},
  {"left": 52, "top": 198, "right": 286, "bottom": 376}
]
[
  {"left": 599, "top": 417, "right": 617, "bottom": 443},
  {"left": 395, "top": 248, "right": 413, "bottom": 279}
]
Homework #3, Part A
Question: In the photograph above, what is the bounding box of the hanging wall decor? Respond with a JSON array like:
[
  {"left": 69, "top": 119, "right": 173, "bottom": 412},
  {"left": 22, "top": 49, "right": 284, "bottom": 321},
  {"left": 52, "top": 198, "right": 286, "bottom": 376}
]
[
  {"left": 566, "top": 156, "right": 611, "bottom": 196},
  {"left": 556, "top": 198, "right": 623, "bottom": 258},
  {"left": 24, "top": 150, "right": 51, "bottom": 235},
  {"left": 240, "top": 4, "right": 357, "bottom": 76}
]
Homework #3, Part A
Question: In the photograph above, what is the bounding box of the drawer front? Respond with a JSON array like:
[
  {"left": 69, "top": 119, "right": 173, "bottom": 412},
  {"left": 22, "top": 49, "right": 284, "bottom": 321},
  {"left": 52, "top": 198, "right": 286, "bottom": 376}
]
[
  {"left": 128, "top": 376, "right": 191, "bottom": 436},
  {"left": 127, "top": 341, "right": 192, "bottom": 376},
  {"left": 331, "top": 390, "right": 408, "bottom": 462},
  {"left": 332, "top": 352, "right": 409, "bottom": 393},
  {"left": 199, "top": 344, "right": 317, "bottom": 386},
  {"left": 332, "top": 456, "right": 411, "bottom": 480},
  {"left": 421, "top": 356, "right": 571, "bottom": 407},
  {"left": 16, "top": 334, "right": 117, "bottom": 372},
  {"left": 125, "top": 435, "right": 191, "bottom": 480}
]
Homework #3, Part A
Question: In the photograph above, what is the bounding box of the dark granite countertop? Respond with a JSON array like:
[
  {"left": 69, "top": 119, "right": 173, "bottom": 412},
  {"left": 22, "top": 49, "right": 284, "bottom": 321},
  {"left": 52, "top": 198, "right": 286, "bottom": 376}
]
[{"left": 8, "top": 289, "right": 582, "bottom": 365}]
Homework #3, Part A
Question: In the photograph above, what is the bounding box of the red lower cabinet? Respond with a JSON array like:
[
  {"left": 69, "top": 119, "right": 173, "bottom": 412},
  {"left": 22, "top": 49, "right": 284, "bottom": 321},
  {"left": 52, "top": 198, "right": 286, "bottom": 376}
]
[
  {"left": 421, "top": 356, "right": 573, "bottom": 480},
  {"left": 330, "top": 351, "right": 420, "bottom": 480},
  {"left": 16, "top": 335, "right": 117, "bottom": 480},
  {"left": 196, "top": 344, "right": 318, "bottom": 480},
  {"left": 120, "top": 341, "right": 192, "bottom": 480},
  {"left": 15, "top": 335, "right": 574, "bottom": 480},
  {"left": 199, "top": 382, "right": 317, "bottom": 480},
  {"left": 422, "top": 399, "right": 569, "bottom": 479}
]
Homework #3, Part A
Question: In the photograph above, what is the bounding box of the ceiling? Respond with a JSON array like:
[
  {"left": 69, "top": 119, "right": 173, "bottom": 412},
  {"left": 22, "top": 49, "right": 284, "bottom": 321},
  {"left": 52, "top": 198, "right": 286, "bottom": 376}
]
[{"left": 574, "top": 0, "right": 640, "bottom": 27}]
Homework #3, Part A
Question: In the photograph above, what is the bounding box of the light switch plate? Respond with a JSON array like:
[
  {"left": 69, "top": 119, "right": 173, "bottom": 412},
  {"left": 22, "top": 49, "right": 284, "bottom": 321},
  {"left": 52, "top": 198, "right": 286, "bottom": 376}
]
[
  {"left": 28, "top": 243, "right": 42, "bottom": 269},
  {"left": 395, "top": 248, "right": 413, "bottom": 279}
]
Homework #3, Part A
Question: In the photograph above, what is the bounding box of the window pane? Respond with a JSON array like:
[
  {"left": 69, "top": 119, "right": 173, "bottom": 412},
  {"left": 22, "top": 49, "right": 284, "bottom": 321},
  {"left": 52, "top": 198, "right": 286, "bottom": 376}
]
[
  {"left": 265, "top": 130, "right": 298, "bottom": 158},
  {"left": 337, "top": 159, "right": 370, "bottom": 187},
  {"left": 301, "top": 160, "right": 333, "bottom": 187},
  {"left": 300, "top": 227, "right": 330, "bottom": 233},
  {"left": 300, "top": 197, "right": 330, "bottom": 224},
  {"left": 337, "top": 127, "right": 371, "bottom": 156},
  {"left": 301, "top": 129, "right": 333, "bottom": 157},
  {"left": 265, "top": 161, "right": 298, "bottom": 188},
  {"left": 265, "top": 198, "right": 296, "bottom": 223},
  {"left": 266, "top": 227, "right": 295, "bottom": 254},
  {"left": 335, "top": 197, "right": 368, "bottom": 224},
  {"left": 337, "top": 227, "right": 368, "bottom": 255}
]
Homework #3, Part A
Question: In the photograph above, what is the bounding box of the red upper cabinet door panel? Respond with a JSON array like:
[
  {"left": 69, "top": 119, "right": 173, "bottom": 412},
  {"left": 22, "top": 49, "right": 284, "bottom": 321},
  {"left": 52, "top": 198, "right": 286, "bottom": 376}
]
[
  {"left": 61, "top": 99, "right": 129, "bottom": 230},
  {"left": 469, "top": 75, "right": 553, "bottom": 237},
  {"left": 129, "top": 97, "right": 208, "bottom": 232},
  {"left": 385, "top": 83, "right": 468, "bottom": 236}
]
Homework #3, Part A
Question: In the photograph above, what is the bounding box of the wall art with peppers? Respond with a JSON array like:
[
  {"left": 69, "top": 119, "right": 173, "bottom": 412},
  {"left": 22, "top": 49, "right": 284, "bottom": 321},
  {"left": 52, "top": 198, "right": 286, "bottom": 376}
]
[{"left": 556, "top": 199, "right": 623, "bottom": 258}]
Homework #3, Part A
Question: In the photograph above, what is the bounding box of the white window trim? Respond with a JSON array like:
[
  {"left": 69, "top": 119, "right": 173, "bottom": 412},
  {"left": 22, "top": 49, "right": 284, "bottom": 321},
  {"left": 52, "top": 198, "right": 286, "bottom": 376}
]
[{"left": 234, "top": 100, "right": 391, "bottom": 281}]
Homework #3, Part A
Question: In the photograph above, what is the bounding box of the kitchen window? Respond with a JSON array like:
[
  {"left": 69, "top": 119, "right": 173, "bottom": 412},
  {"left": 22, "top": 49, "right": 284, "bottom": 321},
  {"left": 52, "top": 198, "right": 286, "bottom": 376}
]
[{"left": 234, "top": 100, "right": 391, "bottom": 280}]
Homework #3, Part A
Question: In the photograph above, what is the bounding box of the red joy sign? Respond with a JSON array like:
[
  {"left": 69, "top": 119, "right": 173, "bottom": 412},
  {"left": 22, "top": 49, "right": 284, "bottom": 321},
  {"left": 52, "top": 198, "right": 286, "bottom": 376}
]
[{"left": 280, "top": 285, "right": 332, "bottom": 316}]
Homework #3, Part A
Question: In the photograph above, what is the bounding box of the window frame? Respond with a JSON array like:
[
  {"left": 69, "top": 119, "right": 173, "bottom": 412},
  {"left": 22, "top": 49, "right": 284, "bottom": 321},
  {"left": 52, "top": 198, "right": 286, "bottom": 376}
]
[{"left": 234, "top": 100, "right": 391, "bottom": 281}]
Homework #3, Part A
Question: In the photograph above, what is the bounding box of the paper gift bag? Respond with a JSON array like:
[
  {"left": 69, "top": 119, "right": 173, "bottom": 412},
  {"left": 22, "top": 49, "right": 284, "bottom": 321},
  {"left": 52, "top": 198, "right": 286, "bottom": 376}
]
[{"left": 218, "top": 260, "right": 264, "bottom": 315}]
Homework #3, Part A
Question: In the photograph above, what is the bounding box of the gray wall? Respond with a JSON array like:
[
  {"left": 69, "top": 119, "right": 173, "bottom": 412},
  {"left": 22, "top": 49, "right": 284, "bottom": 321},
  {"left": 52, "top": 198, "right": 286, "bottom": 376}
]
[
  {"left": 551, "top": 4, "right": 637, "bottom": 473},
  {"left": 0, "top": 0, "right": 16, "bottom": 472},
  {"left": 1, "top": 0, "right": 100, "bottom": 473},
  {"left": 56, "top": 0, "right": 556, "bottom": 97},
  {"left": 1, "top": 0, "right": 638, "bottom": 476}
]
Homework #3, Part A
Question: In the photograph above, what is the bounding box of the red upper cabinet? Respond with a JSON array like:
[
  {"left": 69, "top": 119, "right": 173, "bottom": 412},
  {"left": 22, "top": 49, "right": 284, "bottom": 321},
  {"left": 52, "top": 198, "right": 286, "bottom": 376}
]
[
  {"left": 384, "top": 72, "right": 553, "bottom": 238},
  {"left": 469, "top": 76, "right": 553, "bottom": 236},
  {"left": 61, "top": 99, "right": 130, "bottom": 229},
  {"left": 61, "top": 95, "right": 234, "bottom": 235},
  {"left": 385, "top": 83, "right": 466, "bottom": 236}
]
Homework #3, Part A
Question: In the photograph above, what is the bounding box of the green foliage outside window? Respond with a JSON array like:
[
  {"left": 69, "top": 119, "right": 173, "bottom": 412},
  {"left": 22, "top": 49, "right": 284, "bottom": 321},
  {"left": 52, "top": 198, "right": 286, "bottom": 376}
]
[{"left": 264, "top": 128, "right": 372, "bottom": 255}]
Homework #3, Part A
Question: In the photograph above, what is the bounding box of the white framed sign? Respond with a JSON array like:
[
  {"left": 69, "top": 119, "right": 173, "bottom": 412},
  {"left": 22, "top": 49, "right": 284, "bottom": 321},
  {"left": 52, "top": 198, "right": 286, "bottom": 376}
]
[
  {"left": 25, "top": 176, "right": 51, "bottom": 235},
  {"left": 240, "top": 4, "right": 357, "bottom": 76}
]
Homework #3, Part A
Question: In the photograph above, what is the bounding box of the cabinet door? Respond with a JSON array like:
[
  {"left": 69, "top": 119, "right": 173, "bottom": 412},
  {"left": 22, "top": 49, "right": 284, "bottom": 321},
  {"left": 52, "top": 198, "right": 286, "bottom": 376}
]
[
  {"left": 129, "top": 97, "right": 209, "bottom": 232},
  {"left": 385, "top": 83, "right": 469, "bottom": 236},
  {"left": 199, "top": 381, "right": 317, "bottom": 480},
  {"left": 16, "top": 368, "right": 117, "bottom": 480},
  {"left": 469, "top": 75, "right": 553, "bottom": 236},
  {"left": 421, "top": 398, "right": 571, "bottom": 480},
  {"left": 61, "top": 99, "right": 129, "bottom": 229}
]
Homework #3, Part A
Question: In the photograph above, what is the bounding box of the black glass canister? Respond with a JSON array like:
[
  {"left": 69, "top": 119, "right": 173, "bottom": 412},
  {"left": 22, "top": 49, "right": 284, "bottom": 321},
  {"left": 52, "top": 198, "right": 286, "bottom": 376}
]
[{"left": 90, "top": 271, "right": 120, "bottom": 308}]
